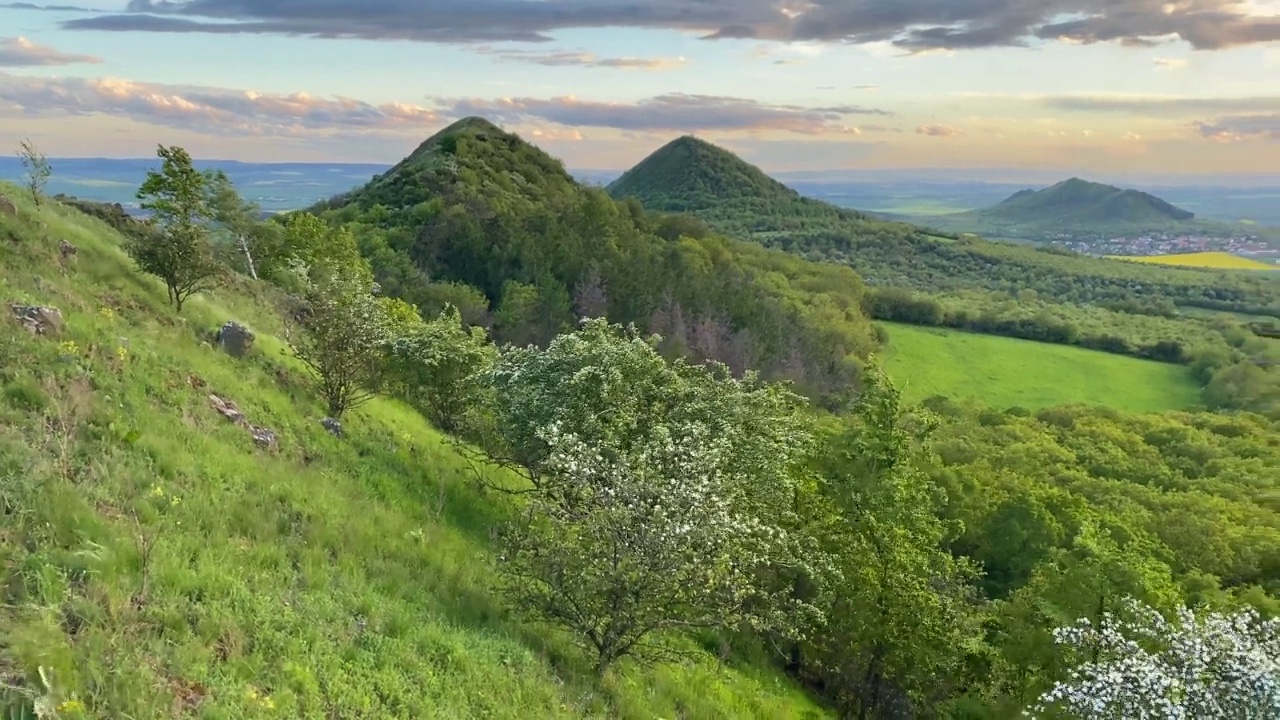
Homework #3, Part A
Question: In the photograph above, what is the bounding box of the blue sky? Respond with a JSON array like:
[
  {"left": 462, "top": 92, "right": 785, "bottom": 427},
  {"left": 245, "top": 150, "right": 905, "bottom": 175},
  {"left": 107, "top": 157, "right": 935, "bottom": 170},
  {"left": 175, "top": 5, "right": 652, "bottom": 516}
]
[{"left": 0, "top": 0, "right": 1276, "bottom": 174}]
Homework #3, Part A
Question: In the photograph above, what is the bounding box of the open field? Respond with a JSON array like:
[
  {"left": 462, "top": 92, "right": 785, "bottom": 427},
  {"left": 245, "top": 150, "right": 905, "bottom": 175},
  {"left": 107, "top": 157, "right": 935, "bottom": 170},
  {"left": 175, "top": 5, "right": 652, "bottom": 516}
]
[
  {"left": 0, "top": 188, "right": 827, "bottom": 719},
  {"left": 879, "top": 322, "right": 1202, "bottom": 412},
  {"left": 1108, "top": 251, "right": 1277, "bottom": 270}
]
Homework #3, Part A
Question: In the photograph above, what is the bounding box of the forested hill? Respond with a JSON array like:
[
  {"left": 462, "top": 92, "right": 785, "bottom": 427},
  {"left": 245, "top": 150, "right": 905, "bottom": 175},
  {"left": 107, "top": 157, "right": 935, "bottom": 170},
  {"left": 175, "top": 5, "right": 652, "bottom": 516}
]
[
  {"left": 988, "top": 177, "right": 1195, "bottom": 224},
  {"left": 310, "top": 117, "right": 881, "bottom": 403},
  {"left": 606, "top": 135, "right": 1279, "bottom": 316},
  {"left": 606, "top": 135, "right": 899, "bottom": 234}
]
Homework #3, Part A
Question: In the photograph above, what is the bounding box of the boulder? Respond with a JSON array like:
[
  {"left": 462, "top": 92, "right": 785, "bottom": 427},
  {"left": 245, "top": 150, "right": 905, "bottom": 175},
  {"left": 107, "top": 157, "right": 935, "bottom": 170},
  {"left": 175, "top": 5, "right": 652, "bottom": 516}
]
[
  {"left": 59, "top": 239, "right": 78, "bottom": 260},
  {"left": 10, "top": 304, "right": 62, "bottom": 335},
  {"left": 215, "top": 321, "right": 255, "bottom": 358},
  {"left": 0, "top": 195, "right": 14, "bottom": 217},
  {"left": 320, "top": 417, "right": 344, "bottom": 438},
  {"left": 249, "top": 425, "right": 278, "bottom": 450},
  {"left": 207, "top": 394, "right": 246, "bottom": 424}
]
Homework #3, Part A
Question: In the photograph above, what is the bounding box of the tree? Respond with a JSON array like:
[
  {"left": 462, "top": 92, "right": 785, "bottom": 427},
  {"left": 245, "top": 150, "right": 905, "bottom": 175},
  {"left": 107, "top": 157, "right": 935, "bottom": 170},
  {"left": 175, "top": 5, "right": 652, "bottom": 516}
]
[
  {"left": 289, "top": 261, "right": 391, "bottom": 419},
  {"left": 129, "top": 145, "right": 222, "bottom": 312},
  {"left": 799, "top": 367, "right": 981, "bottom": 717},
  {"left": 17, "top": 138, "right": 51, "bottom": 209},
  {"left": 387, "top": 305, "right": 497, "bottom": 434},
  {"left": 492, "top": 319, "right": 819, "bottom": 675},
  {"left": 1029, "top": 598, "right": 1280, "bottom": 719},
  {"left": 204, "top": 169, "right": 263, "bottom": 279}
]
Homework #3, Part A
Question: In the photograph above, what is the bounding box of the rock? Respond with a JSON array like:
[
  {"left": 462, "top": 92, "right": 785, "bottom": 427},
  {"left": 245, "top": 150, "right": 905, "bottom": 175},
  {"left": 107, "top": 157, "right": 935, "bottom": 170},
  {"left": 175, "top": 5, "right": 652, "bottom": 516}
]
[
  {"left": 207, "top": 394, "right": 246, "bottom": 424},
  {"left": 320, "top": 417, "right": 344, "bottom": 438},
  {"left": 0, "top": 195, "right": 14, "bottom": 217},
  {"left": 249, "top": 425, "right": 278, "bottom": 450},
  {"left": 215, "top": 322, "right": 255, "bottom": 358},
  {"left": 10, "top": 304, "right": 63, "bottom": 335},
  {"left": 59, "top": 239, "right": 78, "bottom": 260}
]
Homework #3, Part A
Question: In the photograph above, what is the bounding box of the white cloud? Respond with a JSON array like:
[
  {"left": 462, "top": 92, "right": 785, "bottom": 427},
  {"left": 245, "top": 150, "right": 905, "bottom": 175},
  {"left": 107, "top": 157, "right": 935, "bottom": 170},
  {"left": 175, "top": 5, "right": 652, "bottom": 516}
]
[{"left": 0, "top": 36, "right": 102, "bottom": 66}]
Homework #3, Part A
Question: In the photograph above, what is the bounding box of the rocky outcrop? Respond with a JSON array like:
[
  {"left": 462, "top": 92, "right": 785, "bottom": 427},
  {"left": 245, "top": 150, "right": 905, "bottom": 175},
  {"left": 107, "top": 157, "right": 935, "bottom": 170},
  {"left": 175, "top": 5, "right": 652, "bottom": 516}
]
[
  {"left": 215, "top": 322, "right": 255, "bottom": 358},
  {"left": 208, "top": 393, "right": 279, "bottom": 452},
  {"left": 10, "top": 304, "right": 62, "bottom": 335},
  {"left": 320, "top": 417, "right": 344, "bottom": 438}
]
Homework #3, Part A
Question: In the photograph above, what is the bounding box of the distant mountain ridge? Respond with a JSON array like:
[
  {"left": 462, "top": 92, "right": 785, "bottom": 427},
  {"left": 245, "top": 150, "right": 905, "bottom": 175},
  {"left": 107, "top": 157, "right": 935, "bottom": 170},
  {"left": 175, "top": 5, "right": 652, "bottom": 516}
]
[
  {"left": 988, "top": 177, "right": 1195, "bottom": 224},
  {"left": 900, "top": 177, "right": 1249, "bottom": 241}
]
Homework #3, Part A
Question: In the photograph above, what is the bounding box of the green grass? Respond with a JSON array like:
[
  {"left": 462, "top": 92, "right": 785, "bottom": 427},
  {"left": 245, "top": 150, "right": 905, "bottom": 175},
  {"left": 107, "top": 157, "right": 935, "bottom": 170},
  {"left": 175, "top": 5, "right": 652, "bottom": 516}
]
[
  {"left": 0, "top": 186, "right": 828, "bottom": 719},
  {"left": 879, "top": 322, "right": 1202, "bottom": 412}
]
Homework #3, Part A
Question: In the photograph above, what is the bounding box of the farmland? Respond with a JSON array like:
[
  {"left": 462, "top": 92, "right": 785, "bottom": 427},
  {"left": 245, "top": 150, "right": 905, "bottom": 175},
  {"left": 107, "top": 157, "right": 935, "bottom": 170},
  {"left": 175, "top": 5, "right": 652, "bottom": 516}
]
[
  {"left": 879, "top": 322, "right": 1203, "bottom": 412},
  {"left": 1108, "top": 251, "right": 1276, "bottom": 270}
]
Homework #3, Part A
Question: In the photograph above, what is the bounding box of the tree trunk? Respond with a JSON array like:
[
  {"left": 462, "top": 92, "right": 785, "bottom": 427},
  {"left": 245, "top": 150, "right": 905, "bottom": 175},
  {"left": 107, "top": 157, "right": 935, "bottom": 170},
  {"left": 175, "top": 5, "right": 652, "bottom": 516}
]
[{"left": 237, "top": 234, "right": 258, "bottom": 280}]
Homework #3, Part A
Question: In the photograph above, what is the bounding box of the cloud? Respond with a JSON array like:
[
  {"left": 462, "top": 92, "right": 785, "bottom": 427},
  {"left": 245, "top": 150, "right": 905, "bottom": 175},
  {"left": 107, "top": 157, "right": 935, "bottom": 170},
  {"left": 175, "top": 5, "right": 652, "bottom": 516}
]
[
  {"left": 1037, "top": 94, "right": 1280, "bottom": 116},
  {"left": 431, "top": 93, "right": 891, "bottom": 135},
  {"left": 0, "top": 3, "right": 95, "bottom": 10},
  {"left": 0, "top": 72, "right": 441, "bottom": 137},
  {"left": 57, "top": 0, "right": 1280, "bottom": 51},
  {"left": 1197, "top": 114, "right": 1280, "bottom": 142},
  {"left": 0, "top": 36, "right": 102, "bottom": 66},
  {"left": 916, "top": 124, "right": 963, "bottom": 137},
  {"left": 1152, "top": 56, "right": 1188, "bottom": 69},
  {"left": 476, "top": 48, "right": 687, "bottom": 70}
]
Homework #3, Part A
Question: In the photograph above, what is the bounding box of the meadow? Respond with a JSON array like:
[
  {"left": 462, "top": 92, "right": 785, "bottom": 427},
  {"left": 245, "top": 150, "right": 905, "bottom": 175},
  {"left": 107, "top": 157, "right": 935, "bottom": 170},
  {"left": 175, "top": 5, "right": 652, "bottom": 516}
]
[
  {"left": 878, "top": 322, "right": 1203, "bottom": 412},
  {"left": 0, "top": 190, "right": 827, "bottom": 719},
  {"left": 1108, "top": 251, "right": 1277, "bottom": 270}
]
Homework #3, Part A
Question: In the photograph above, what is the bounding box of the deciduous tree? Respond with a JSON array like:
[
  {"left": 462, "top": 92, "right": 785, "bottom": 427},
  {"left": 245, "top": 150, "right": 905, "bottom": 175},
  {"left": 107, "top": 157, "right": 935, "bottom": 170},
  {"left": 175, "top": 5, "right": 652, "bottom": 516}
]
[
  {"left": 492, "top": 319, "right": 820, "bottom": 675},
  {"left": 16, "top": 138, "right": 51, "bottom": 209},
  {"left": 129, "top": 145, "right": 222, "bottom": 312}
]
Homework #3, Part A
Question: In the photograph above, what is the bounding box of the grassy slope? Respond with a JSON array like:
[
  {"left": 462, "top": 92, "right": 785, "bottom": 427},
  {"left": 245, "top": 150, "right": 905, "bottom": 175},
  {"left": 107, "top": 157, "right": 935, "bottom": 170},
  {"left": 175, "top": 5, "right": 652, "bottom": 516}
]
[
  {"left": 879, "top": 322, "right": 1202, "bottom": 412},
  {"left": 1108, "top": 251, "right": 1277, "bottom": 271},
  {"left": 0, "top": 187, "right": 827, "bottom": 719}
]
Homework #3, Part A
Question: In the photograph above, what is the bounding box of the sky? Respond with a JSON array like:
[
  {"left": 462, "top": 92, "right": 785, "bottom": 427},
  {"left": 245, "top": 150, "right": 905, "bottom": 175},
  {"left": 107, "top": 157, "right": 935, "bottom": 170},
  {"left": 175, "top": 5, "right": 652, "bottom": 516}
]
[{"left": 0, "top": 0, "right": 1277, "bottom": 176}]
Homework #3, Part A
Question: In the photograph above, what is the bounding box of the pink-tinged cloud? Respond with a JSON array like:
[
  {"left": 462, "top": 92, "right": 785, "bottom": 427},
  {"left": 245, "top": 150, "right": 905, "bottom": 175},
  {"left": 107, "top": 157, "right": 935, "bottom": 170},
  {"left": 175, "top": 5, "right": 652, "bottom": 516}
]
[
  {"left": 432, "top": 93, "right": 890, "bottom": 135},
  {"left": 53, "top": 0, "right": 1280, "bottom": 51},
  {"left": 0, "top": 36, "right": 102, "bottom": 66},
  {"left": 916, "top": 124, "right": 962, "bottom": 137},
  {"left": 0, "top": 72, "right": 440, "bottom": 136},
  {"left": 477, "top": 48, "right": 687, "bottom": 70},
  {"left": 1198, "top": 114, "right": 1280, "bottom": 142}
]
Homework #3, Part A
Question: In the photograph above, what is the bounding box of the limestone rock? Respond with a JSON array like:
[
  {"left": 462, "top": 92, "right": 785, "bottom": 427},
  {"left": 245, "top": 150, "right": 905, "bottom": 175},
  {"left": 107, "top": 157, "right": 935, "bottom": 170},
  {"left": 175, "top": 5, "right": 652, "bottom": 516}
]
[
  {"left": 208, "top": 394, "right": 246, "bottom": 424},
  {"left": 215, "top": 321, "right": 255, "bottom": 358},
  {"left": 249, "top": 425, "right": 278, "bottom": 450},
  {"left": 320, "top": 417, "right": 344, "bottom": 438},
  {"left": 10, "top": 304, "right": 62, "bottom": 335}
]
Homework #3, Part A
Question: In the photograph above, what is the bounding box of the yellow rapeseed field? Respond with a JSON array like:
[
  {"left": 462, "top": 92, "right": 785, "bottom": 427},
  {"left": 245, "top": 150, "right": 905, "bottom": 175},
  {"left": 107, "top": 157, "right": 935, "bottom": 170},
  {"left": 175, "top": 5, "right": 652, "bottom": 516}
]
[{"left": 1107, "top": 251, "right": 1276, "bottom": 270}]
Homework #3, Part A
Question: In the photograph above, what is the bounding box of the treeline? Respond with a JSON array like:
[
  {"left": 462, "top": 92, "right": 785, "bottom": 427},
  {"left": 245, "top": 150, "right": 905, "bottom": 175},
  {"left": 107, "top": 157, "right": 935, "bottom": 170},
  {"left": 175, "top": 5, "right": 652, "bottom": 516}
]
[{"left": 79, "top": 142, "right": 1280, "bottom": 718}]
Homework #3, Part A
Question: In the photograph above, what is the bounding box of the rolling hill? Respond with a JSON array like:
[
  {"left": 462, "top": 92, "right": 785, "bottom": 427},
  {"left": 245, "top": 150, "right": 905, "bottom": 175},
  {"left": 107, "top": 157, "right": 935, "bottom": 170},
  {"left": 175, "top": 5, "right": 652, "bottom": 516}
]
[
  {"left": 906, "top": 177, "right": 1275, "bottom": 241},
  {"left": 606, "top": 135, "right": 885, "bottom": 235},
  {"left": 311, "top": 117, "right": 882, "bottom": 404},
  {"left": 605, "top": 135, "right": 1280, "bottom": 316},
  {"left": 989, "top": 177, "right": 1195, "bottom": 224}
]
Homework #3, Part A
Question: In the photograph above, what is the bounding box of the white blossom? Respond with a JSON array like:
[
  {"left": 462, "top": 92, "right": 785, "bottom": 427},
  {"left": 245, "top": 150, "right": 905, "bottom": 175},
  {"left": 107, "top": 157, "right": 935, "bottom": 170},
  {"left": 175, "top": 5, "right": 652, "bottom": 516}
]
[{"left": 1028, "top": 597, "right": 1280, "bottom": 719}]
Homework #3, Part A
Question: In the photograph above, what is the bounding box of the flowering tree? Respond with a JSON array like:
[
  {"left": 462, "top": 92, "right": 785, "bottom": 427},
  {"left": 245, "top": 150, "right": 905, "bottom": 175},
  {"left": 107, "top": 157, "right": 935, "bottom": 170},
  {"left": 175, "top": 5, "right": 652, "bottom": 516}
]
[
  {"left": 1029, "top": 597, "right": 1280, "bottom": 719},
  {"left": 492, "top": 319, "right": 820, "bottom": 675}
]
